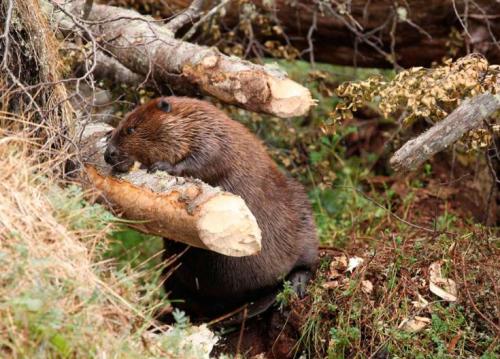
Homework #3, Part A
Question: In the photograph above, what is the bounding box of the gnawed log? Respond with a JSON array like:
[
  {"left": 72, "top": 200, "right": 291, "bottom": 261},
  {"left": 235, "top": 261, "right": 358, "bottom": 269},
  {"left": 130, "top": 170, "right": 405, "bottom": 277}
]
[
  {"left": 44, "top": 0, "right": 314, "bottom": 118},
  {"left": 80, "top": 123, "right": 262, "bottom": 257},
  {"left": 390, "top": 92, "right": 500, "bottom": 171}
]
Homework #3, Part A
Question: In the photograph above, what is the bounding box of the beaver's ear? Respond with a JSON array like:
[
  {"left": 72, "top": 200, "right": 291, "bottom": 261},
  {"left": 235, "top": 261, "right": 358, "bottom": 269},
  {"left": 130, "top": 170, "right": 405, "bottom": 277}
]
[{"left": 157, "top": 99, "right": 171, "bottom": 113}]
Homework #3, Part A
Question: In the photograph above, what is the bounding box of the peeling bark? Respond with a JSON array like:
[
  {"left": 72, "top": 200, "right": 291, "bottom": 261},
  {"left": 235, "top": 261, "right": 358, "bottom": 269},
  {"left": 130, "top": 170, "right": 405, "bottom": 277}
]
[
  {"left": 45, "top": 0, "right": 314, "bottom": 118},
  {"left": 390, "top": 92, "right": 500, "bottom": 171},
  {"left": 80, "top": 123, "right": 262, "bottom": 257}
]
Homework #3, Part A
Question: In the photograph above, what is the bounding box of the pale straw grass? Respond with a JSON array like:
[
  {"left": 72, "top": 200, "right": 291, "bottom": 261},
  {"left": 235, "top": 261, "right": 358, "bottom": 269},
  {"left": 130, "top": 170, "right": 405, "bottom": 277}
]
[{"left": 0, "top": 119, "right": 217, "bottom": 358}]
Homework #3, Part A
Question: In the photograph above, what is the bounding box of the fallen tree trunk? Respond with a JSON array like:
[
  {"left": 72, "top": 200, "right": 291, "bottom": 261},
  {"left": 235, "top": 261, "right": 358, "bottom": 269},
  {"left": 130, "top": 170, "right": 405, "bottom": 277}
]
[
  {"left": 44, "top": 0, "right": 313, "bottom": 118},
  {"left": 159, "top": 0, "right": 500, "bottom": 68},
  {"left": 92, "top": 51, "right": 145, "bottom": 87},
  {"left": 390, "top": 92, "right": 500, "bottom": 171},
  {"left": 80, "top": 123, "right": 261, "bottom": 257}
]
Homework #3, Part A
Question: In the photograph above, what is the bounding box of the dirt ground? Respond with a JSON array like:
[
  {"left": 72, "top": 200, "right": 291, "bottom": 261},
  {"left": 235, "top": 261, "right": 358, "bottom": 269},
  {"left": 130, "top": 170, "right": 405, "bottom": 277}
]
[{"left": 212, "top": 155, "right": 499, "bottom": 358}]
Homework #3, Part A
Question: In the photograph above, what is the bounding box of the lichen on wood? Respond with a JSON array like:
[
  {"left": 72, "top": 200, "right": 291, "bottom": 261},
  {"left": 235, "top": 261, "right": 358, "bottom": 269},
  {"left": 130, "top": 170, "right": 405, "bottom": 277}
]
[{"left": 390, "top": 92, "right": 500, "bottom": 171}]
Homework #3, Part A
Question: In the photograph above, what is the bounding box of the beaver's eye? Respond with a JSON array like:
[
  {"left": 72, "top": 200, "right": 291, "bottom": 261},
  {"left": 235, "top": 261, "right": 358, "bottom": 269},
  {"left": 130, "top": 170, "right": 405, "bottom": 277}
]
[
  {"left": 157, "top": 99, "right": 171, "bottom": 113},
  {"left": 126, "top": 127, "right": 135, "bottom": 135}
]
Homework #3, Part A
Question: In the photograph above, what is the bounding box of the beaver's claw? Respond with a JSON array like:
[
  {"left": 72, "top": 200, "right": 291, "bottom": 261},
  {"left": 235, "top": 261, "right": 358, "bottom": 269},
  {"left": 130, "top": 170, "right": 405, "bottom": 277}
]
[
  {"left": 148, "top": 161, "right": 177, "bottom": 175},
  {"left": 287, "top": 269, "right": 313, "bottom": 298}
]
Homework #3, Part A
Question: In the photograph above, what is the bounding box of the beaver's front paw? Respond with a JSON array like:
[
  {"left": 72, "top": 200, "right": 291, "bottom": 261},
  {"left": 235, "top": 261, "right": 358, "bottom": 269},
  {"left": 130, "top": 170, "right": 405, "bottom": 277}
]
[
  {"left": 287, "top": 269, "right": 313, "bottom": 298},
  {"left": 148, "top": 161, "right": 174, "bottom": 174}
]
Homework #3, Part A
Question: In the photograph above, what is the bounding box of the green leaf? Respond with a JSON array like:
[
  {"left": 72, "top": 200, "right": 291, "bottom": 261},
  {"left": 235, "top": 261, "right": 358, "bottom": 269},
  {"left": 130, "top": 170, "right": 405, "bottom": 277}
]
[{"left": 309, "top": 151, "right": 323, "bottom": 164}]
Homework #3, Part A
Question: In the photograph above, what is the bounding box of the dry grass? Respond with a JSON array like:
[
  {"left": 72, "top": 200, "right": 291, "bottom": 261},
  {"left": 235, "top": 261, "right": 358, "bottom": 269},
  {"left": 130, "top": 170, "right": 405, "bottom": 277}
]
[
  {"left": 0, "top": 136, "right": 124, "bottom": 356},
  {"left": 0, "top": 0, "right": 220, "bottom": 354},
  {"left": 292, "top": 186, "right": 499, "bottom": 359},
  {"left": 0, "top": 122, "right": 218, "bottom": 357}
]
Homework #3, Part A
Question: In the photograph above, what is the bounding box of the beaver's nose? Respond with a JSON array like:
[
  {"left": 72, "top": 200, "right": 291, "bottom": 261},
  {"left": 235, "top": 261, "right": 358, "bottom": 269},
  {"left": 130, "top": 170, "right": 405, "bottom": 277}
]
[{"left": 104, "top": 143, "right": 119, "bottom": 165}]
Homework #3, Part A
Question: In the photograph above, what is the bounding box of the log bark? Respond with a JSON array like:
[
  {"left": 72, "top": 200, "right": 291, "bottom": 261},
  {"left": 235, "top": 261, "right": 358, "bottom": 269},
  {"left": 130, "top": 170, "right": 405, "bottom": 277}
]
[
  {"left": 390, "top": 92, "right": 500, "bottom": 171},
  {"left": 44, "top": 0, "right": 314, "bottom": 118},
  {"left": 80, "top": 123, "right": 262, "bottom": 257},
  {"left": 160, "top": 0, "right": 500, "bottom": 68},
  {"left": 92, "top": 50, "right": 145, "bottom": 86}
]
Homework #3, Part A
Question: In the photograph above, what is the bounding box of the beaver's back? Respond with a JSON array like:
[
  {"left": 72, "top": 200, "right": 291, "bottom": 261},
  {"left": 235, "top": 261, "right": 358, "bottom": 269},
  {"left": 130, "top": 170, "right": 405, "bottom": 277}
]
[{"left": 166, "top": 105, "right": 318, "bottom": 306}]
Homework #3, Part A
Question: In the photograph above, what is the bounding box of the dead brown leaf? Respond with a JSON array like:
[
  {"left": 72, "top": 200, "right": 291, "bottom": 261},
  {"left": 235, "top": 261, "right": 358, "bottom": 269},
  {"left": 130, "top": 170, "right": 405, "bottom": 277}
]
[
  {"left": 429, "top": 260, "right": 458, "bottom": 302},
  {"left": 400, "top": 316, "right": 431, "bottom": 333}
]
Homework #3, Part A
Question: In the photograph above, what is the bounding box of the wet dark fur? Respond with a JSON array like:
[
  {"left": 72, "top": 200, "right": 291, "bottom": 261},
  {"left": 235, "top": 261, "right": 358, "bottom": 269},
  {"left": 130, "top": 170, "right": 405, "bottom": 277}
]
[{"left": 106, "top": 97, "right": 318, "bottom": 319}]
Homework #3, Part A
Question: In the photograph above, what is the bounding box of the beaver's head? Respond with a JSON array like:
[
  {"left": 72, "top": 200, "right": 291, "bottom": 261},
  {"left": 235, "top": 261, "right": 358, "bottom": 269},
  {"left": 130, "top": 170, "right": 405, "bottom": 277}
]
[{"left": 104, "top": 97, "right": 200, "bottom": 172}]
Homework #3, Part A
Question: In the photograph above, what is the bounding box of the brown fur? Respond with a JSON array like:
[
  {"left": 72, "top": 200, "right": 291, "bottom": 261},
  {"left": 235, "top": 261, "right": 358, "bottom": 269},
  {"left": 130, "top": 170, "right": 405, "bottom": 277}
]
[{"left": 106, "top": 97, "right": 318, "bottom": 318}]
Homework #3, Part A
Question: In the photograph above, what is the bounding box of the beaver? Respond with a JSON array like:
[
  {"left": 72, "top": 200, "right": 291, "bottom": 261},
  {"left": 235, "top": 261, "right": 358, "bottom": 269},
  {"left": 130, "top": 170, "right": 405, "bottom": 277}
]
[{"left": 104, "top": 96, "right": 318, "bottom": 322}]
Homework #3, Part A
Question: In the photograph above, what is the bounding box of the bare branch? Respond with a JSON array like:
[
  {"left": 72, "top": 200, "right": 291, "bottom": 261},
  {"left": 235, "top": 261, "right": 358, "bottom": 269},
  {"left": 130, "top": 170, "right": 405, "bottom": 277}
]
[
  {"left": 300, "top": 9, "right": 317, "bottom": 67},
  {"left": 165, "top": 0, "right": 205, "bottom": 34},
  {"left": 182, "top": 0, "right": 231, "bottom": 41},
  {"left": 390, "top": 92, "right": 500, "bottom": 171},
  {"left": 168, "top": 0, "right": 500, "bottom": 68},
  {"left": 0, "top": 0, "right": 14, "bottom": 39},
  {"left": 45, "top": 0, "right": 314, "bottom": 118},
  {"left": 0, "top": 0, "right": 14, "bottom": 69}
]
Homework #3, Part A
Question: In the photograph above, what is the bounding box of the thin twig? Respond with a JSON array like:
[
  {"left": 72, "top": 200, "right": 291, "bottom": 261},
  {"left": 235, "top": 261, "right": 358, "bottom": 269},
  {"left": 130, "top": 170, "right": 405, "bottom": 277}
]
[
  {"left": 235, "top": 306, "right": 248, "bottom": 356},
  {"left": 452, "top": 0, "right": 473, "bottom": 49},
  {"left": 182, "top": 0, "right": 231, "bottom": 41},
  {"left": 336, "top": 185, "right": 454, "bottom": 235},
  {"left": 458, "top": 250, "right": 500, "bottom": 334},
  {"left": 316, "top": 0, "right": 400, "bottom": 68},
  {"left": 206, "top": 304, "right": 248, "bottom": 326},
  {"left": 305, "top": 10, "right": 317, "bottom": 67}
]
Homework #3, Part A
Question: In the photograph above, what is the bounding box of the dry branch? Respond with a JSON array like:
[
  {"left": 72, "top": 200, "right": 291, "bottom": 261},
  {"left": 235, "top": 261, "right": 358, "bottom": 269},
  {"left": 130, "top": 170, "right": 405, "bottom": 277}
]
[
  {"left": 164, "top": 0, "right": 500, "bottom": 68},
  {"left": 45, "top": 0, "right": 313, "bottom": 118},
  {"left": 92, "top": 50, "right": 144, "bottom": 86},
  {"left": 80, "top": 123, "right": 261, "bottom": 257},
  {"left": 390, "top": 92, "right": 500, "bottom": 171},
  {"left": 165, "top": 0, "right": 204, "bottom": 33}
]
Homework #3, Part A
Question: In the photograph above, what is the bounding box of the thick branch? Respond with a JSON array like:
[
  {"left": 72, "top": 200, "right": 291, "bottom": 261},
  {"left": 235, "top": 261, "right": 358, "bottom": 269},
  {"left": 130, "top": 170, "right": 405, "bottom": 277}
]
[
  {"left": 390, "top": 92, "right": 500, "bottom": 171},
  {"left": 80, "top": 123, "right": 262, "bottom": 257},
  {"left": 46, "top": 0, "right": 313, "bottom": 118},
  {"left": 82, "top": 0, "right": 93, "bottom": 19},
  {"left": 164, "top": 0, "right": 500, "bottom": 68},
  {"left": 93, "top": 50, "right": 144, "bottom": 86}
]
